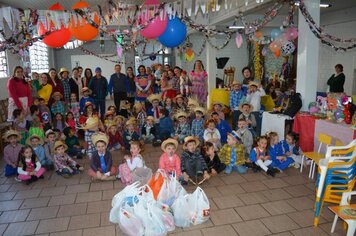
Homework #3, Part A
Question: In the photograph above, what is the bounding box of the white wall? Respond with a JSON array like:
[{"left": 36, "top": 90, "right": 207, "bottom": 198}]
[{"left": 0, "top": 52, "right": 22, "bottom": 100}]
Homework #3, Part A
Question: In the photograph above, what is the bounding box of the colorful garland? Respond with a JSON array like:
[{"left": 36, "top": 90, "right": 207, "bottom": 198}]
[{"left": 254, "top": 42, "right": 262, "bottom": 81}]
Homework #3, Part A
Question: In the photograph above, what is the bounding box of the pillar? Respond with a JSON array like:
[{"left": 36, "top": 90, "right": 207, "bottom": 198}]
[
  {"left": 206, "top": 36, "right": 217, "bottom": 108},
  {"left": 296, "top": 0, "right": 320, "bottom": 111}
]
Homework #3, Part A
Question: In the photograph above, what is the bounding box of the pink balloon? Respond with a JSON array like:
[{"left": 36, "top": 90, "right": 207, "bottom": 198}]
[
  {"left": 269, "top": 40, "right": 282, "bottom": 52},
  {"left": 141, "top": 13, "right": 168, "bottom": 39},
  {"left": 286, "top": 27, "right": 298, "bottom": 40}
]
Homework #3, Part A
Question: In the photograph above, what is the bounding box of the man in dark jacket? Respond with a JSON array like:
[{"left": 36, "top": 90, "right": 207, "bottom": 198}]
[
  {"left": 68, "top": 67, "right": 80, "bottom": 100},
  {"left": 108, "top": 64, "right": 128, "bottom": 115},
  {"left": 89, "top": 67, "right": 108, "bottom": 119}
]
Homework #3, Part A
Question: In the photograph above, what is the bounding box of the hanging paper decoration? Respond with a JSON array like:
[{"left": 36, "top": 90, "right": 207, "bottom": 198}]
[
  {"left": 158, "top": 17, "right": 187, "bottom": 48},
  {"left": 140, "top": 0, "right": 168, "bottom": 39},
  {"left": 37, "top": 3, "right": 71, "bottom": 48},
  {"left": 116, "top": 44, "right": 123, "bottom": 59},
  {"left": 69, "top": 1, "right": 100, "bottom": 41},
  {"left": 185, "top": 48, "right": 195, "bottom": 62},
  {"left": 235, "top": 33, "right": 243, "bottom": 48},
  {"left": 254, "top": 42, "right": 262, "bottom": 81},
  {"left": 281, "top": 41, "right": 296, "bottom": 55}
]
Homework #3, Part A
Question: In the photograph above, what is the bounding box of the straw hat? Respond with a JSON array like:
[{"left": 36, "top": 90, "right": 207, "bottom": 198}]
[
  {"left": 114, "top": 115, "right": 126, "bottom": 123},
  {"left": 80, "top": 116, "right": 99, "bottom": 130},
  {"left": 120, "top": 100, "right": 131, "bottom": 110},
  {"left": 3, "top": 129, "right": 21, "bottom": 141},
  {"left": 174, "top": 111, "right": 188, "bottom": 119},
  {"left": 91, "top": 132, "right": 109, "bottom": 146},
  {"left": 248, "top": 81, "right": 260, "bottom": 88},
  {"left": 194, "top": 106, "right": 206, "bottom": 115},
  {"left": 212, "top": 101, "right": 224, "bottom": 107},
  {"left": 51, "top": 91, "right": 63, "bottom": 99},
  {"left": 81, "top": 87, "right": 92, "bottom": 95},
  {"left": 228, "top": 131, "right": 242, "bottom": 143},
  {"left": 53, "top": 140, "right": 68, "bottom": 152},
  {"left": 147, "top": 94, "right": 162, "bottom": 103},
  {"left": 105, "top": 111, "right": 114, "bottom": 118},
  {"left": 174, "top": 94, "right": 184, "bottom": 102},
  {"left": 45, "top": 129, "right": 56, "bottom": 138},
  {"left": 59, "top": 67, "right": 69, "bottom": 75},
  {"left": 161, "top": 138, "right": 178, "bottom": 152},
  {"left": 133, "top": 102, "right": 144, "bottom": 111},
  {"left": 231, "top": 80, "right": 242, "bottom": 86},
  {"left": 125, "top": 117, "right": 137, "bottom": 127},
  {"left": 106, "top": 124, "right": 117, "bottom": 133},
  {"left": 26, "top": 134, "right": 44, "bottom": 146},
  {"left": 85, "top": 101, "right": 94, "bottom": 108},
  {"left": 183, "top": 136, "right": 200, "bottom": 150},
  {"left": 146, "top": 116, "right": 155, "bottom": 122},
  {"left": 187, "top": 97, "right": 199, "bottom": 108},
  {"left": 239, "top": 102, "right": 254, "bottom": 112}
]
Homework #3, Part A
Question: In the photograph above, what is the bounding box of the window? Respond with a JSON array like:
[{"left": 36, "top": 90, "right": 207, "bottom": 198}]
[
  {"left": 0, "top": 51, "right": 8, "bottom": 78},
  {"left": 29, "top": 41, "right": 49, "bottom": 73}
]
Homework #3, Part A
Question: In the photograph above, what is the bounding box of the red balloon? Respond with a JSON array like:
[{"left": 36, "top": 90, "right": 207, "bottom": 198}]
[{"left": 38, "top": 21, "right": 71, "bottom": 48}]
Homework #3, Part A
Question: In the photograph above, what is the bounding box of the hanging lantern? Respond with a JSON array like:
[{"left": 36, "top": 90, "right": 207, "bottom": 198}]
[
  {"left": 38, "top": 3, "right": 71, "bottom": 48},
  {"left": 69, "top": 1, "right": 100, "bottom": 41}
]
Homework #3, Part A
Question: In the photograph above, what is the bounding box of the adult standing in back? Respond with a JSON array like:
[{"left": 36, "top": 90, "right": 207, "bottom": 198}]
[
  {"left": 327, "top": 64, "right": 345, "bottom": 93},
  {"left": 108, "top": 64, "right": 128, "bottom": 115},
  {"left": 69, "top": 67, "right": 81, "bottom": 100},
  {"left": 48, "top": 68, "right": 64, "bottom": 105},
  {"left": 89, "top": 67, "right": 108, "bottom": 119},
  {"left": 190, "top": 60, "right": 208, "bottom": 105}
]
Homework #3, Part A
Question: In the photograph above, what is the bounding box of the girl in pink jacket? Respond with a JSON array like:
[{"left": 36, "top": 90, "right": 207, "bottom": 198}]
[{"left": 159, "top": 138, "right": 181, "bottom": 178}]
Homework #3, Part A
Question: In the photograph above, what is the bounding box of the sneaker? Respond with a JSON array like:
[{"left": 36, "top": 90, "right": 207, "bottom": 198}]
[
  {"left": 293, "top": 162, "right": 300, "bottom": 169},
  {"left": 266, "top": 168, "right": 276, "bottom": 177},
  {"left": 14, "top": 177, "right": 21, "bottom": 182}
]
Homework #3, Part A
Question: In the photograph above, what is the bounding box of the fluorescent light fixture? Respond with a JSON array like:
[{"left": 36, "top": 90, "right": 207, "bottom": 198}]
[
  {"left": 228, "top": 25, "right": 245, "bottom": 29},
  {"left": 294, "top": 2, "right": 332, "bottom": 8}
]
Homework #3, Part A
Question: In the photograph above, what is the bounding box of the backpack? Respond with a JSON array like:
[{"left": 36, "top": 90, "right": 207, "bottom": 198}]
[{"left": 283, "top": 93, "right": 302, "bottom": 118}]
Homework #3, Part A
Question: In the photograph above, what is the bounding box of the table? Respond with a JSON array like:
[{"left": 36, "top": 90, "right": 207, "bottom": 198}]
[
  {"left": 293, "top": 113, "right": 318, "bottom": 152},
  {"left": 261, "top": 112, "right": 293, "bottom": 139},
  {"left": 328, "top": 204, "right": 356, "bottom": 236},
  {"left": 314, "top": 119, "right": 356, "bottom": 153}
]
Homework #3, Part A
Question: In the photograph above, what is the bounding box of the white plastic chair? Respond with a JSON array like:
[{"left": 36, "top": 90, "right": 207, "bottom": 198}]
[{"left": 330, "top": 191, "right": 356, "bottom": 236}]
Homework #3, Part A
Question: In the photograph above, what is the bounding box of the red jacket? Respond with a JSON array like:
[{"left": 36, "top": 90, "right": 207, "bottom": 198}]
[
  {"left": 108, "top": 131, "right": 124, "bottom": 148},
  {"left": 8, "top": 77, "right": 33, "bottom": 109},
  {"left": 159, "top": 153, "right": 181, "bottom": 177}
]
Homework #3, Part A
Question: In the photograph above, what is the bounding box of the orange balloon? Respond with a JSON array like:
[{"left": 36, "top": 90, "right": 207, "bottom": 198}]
[
  {"left": 72, "top": 1, "right": 89, "bottom": 9},
  {"left": 38, "top": 21, "right": 71, "bottom": 48},
  {"left": 274, "top": 50, "right": 281, "bottom": 58}
]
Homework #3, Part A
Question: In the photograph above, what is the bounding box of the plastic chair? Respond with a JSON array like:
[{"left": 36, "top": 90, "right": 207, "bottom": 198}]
[
  {"left": 301, "top": 133, "right": 332, "bottom": 179},
  {"left": 335, "top": 140, "right": 344, "bottom": 146},
  {"left": 331, "top": 191, "right": 356, "bottom": 236}
]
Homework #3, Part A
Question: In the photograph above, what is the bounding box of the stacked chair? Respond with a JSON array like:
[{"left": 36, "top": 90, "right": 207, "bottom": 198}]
[{"left": 313, "top": 139, "right": 356, "bottom": 227}]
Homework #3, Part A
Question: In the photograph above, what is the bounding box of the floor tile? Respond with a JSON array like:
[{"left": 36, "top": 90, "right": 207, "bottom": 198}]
[
  {"left": 36, "top": 217, "right": 70, "bottom": 234},
  {"left": 271, "top": 233, "right": 293, "bottom": 236},
  {"left": 261, "top": 200, "right": 296, "bottom": 215},
  {"left": 13, "top": 189, "right": 42, "bottom": 200},
  {"left": 318, "top": 222, "right": 346, "bottom": 236},
  {"left": 239, "top": 192, "right": 269, "bottom": 205},
  {"left": 232, "top": 219, "right": 271, "bottom": 236},
  {"left": 287, "top": 209, "right": 326, "bottom": 227},
  {"left": 210, "top": 208, "right": 242, "bottom": 225},
  {"left": 76, "top": 191, "right": 102, "bottom": 203},
  {"left": 234, "top": 204, "right": 270, "bottom": 221},
  {"left": 50, "top": 229, "right": 83, "bottom": 236},
  {"left": 68, "top": 213, "right": 101, "bottom": 230},
  {"left": 171, "top": 230, "right": 203, "bottom": 236},
  {"left": 216, "top": 184, "right": 246, "bottom": 196},
  {"left": 291, "top": 226, "right": 329, "bottom": 236},
  {"left": 3, "top": 221, "right": 39, "bottom": 236},
  {"left": 65, "top": 184, "right": 90, "bottom": 194},
  {"left": 284, "top": 185, "right": 314, "bottom": 197},
  {"left": 89, "top": 181, "right": 114, "bottom": 191},
  {"left": 0, "top": 209, "right": 30, "bottom": 224},
  {"left": 0, "top": 200, "right": 23, "bottom": 211},
  {"left": 20, "top": 197, "right": 50, "bottom": 209},
  {"left": 27, "top": 206, "right": 59, "bottom": 220},
  {"left": 201, "top": 225, "right": 238, "bottom": 236},
  {"left": 57, "top": 203, "right": 88, "bottom": 217},
  {"left": 39, "top": 186, "right": 66, "bottom": 197},
  {"left": 0, "top": 224, "right": 8, "bottom": 235},
  {"left": 262, "top": 178, "right": 289, "bottom": 189},
  {"left": 261, "top": 188, "right": 293, "bottom": 201},
  {"left": 261, "top": 215, "right": 299, "bottom": 233},
  {"left": 281, "top": 176, "right": 310, "bottom": 186},
  {"left": 100, "top": 212, "right": 112, "bottom": 226},
  {"left": 82, "top": 225, "right": 115, "bottom": 236},
  {"left": 241, "top": 173, "right": 267, "bottom": 182},
  {"left": 48, "top": 194, "right": 77, "bottom": 206},
  {"left": 202, "top": 187, "right": 222, "bottom": 198},
  {"left": 220, "top": 174, "right": 247, "bottom": 185},
  {"left": 102, "top": 189, "right": 118, "bottom": 200},
  {"left": 286, "top": 197, "right": 315, "bottom": 211},
  {"left": 0, "top": 184, "right": 11, "bottom": 192},
  {"left": 87, "top": 200, "right": 111, "bottom": 214},
  {"left": 55, "top": 177, "right": 81, "bottom": 187},
  {"left": 212, "top": 195, "right": 244, "bottom": 209},
  {"left": 8, "top": 183, "right": 33, "bottom": 192},
  {"left": 240, "top": 181, "right": 268, "bottom": 192},
  {"left": 0, "top": 192, "right": 16, "bottom": 201},
  {"left": 183, "top": 220, "right": 214, "bottom": 231}
]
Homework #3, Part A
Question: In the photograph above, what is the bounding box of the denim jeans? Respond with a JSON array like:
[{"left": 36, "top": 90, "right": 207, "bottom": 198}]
[{"left": 224, "top": 165, "right": 248, "bottom": 174}]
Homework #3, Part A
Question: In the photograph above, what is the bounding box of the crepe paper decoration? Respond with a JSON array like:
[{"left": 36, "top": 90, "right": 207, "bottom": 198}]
[{"left": 235, "top": 33, "right": 243, "bottom": 48}]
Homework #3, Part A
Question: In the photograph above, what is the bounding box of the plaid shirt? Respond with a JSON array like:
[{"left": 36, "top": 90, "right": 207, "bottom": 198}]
[
  {"left": 229, "top": 89, "right": 245, "bottom": 110},
  {"left": 191, "top": 118, "right": 204, "bottom": 140},
  {"left": 61, "top": 79, "right": 71, "bottom": 103},
  {"left": 69, "top": 102, "right": 80, "bottom": 119},
  {"left": 219, "top": 143, "right": 246, "bottom": 166},
  {"left": 51, "top": 101, "right": 66, "bottom": 116},
  {"left": 175, "top": 122, "right": 190, "bottom": 140},
  {"left": 54, "top": 153, "right": 78, "bottom": 172}
]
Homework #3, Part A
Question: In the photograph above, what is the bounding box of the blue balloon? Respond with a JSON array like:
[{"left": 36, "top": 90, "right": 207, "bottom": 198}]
[
  {"left": 271, "top": 28, "right": 281, "bottom": 40},
  {"left": 158, "top": 17, "right": 187, "bottom": 48}
]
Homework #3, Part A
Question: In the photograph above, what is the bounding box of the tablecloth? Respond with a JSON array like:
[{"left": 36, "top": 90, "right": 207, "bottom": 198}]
[
  {"left": 293, "top": 113, "right": 318, "bottom": 152},
  {"left": 261, "top": 112, "right": 293, "bottom": 139}
]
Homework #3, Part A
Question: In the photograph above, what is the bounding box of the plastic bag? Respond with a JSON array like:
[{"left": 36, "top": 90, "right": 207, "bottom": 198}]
[
  {"left": 148, "top": 169, "right": 167, "bottom": 200},
  {"left": 167, "top": 173, "right": 187, "bottom": 206},
  {"left": 132, "top": 167, "right": 153, "bottom": 186},
  {"left": 188, "top": 187, "right": 210, "bottom": 225},
  {"left": 171, "top": 194, "right": 191, "bottom": 228},
  {"left": 144, "top": 202, "right": 168, "bottom": 236},
  {"left": 156, "top": 202, "right": 175, "bottom": 232},
  {"left": 118, "top": 163, "right": 132, "bottom": 185},
  {"left": 118, "top": 208, "right": 144, "bottom": 236}
]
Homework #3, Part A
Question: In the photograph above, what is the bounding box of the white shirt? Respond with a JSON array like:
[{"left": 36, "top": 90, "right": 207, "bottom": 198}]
[
  {"left": 246, "top": 88, "right": 266, "bottom": 112},
  {"left": 126, "top": 155, "right": 144, "bottom": 171}
]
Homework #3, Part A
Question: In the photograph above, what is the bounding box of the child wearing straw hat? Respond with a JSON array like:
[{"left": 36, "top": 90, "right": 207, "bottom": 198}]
[
  {"left": 141, "top": 116, "right": 156, "bottom": 144},
  {"left": 173, "top": 111, "right": 191, "bottom": 144},
  {"left": 180, "top": 136, "right": 210, "bottom": 185},
  {"left": 133, "top": 102, "right": 147, "bottom": 134},
  {"left": 107, "top": 124, "right": 124, "bottom": 151},
  {"left": 88, "top": 132, "right": 116, "bottom": 181},
  {"left": 211, "top": 101, "right": 225, "bottom": 120},
  {"left": 79, "top": 87, "right": 94, "bottom": 113},
  {"left": 123, "top": 118, "right": 140, "bottom": 150},
  {"left": 191, "top": 107, "right": 206, "bottom": 142},
  {"left": 147, "top": 94, "right": 162, "bottom": 121},
  {"left": 104, "top": 111, "right": 115, "bottom": 128},
  {"left": 159, "top": 138, "right": 181, "bottom": 178},
  {"left": 3, "top": 130, "right": 23, "bottom": 178},
  {"left": 26, "top": 134, "right": 50, "bottom": 170},
  {"left": 50, "top": 92, "right": 65, "bottom": 116},
  {"left": 53, "top": 141, "right": 84, "bottom": 177}
]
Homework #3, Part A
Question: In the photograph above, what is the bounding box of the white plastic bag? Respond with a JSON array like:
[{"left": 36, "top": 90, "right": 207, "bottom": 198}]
[
  {"left": 144, "top": 202, "right": 168, "bottom": 236},
  {"left": 118, "top": 208, "right": 144, "bottom": 236},
  {"left": 188, "top": 187, "right": 210, "bottom": 225},
  {"left": 171, "top": 194, "right": 191, "bottom": 228},
  {"left": 168, "top": 173, "right": 187, "bottom": 206},
  {"left": 132, "top": 167, "right": 153, "bottom": 186},
  {"left": 155, "top": 202, "right": 175, "bottom": 232}
]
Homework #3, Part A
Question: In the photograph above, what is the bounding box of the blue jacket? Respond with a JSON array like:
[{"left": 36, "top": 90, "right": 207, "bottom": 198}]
[
  {"left": 249, "top": 147, "right": 268, "bottom": 162},
  {"left": 159, "top": 116, "right": 174, "bottom": 135},
  {"left": 89, "top": 76, "right": 108, "bottom": 100},
  {"left": 281, "top": 140, "right": 300, "bottom": 155},
  {"left": 268, "top": 142, "right": 285, "bottom": 162},
  {"left": 216, "top": 119, "right": 232, "bottom": 144}
]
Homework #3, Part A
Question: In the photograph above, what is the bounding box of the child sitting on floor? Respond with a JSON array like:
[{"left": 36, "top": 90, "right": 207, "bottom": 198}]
[
  {"left": 238, "top": 103, "right": 257, "bottom": 137},
  {"left": 174, "top": 111, "right": 191, "bottom": 144},
  {"left": 267, "top": 132, "right": 294, "bottom": 172},
  {"left": 26, "top": 134, "right": 49, "bottom": 169},
  {"left": 118, "top": 141, "right": 151, "bottom": 185},
  {"left": 202, "top": 142, "right": 225, "bottom": 176},
  {"left": 63, "top": 127, "right": 85, "bottom": 159},
  {"left": 141, "top": 116, "right": 156, "bottom": 144},
  {"left": 43, "top": 129, "right": 56, "bottom": 170},
  {"left": 133, "top": 102, "right": 147, "bottom": 134},
  {"left": 250, "top": 136, "right": 279, "bottom": 177},
  {"left": 163, "top": 97, "right": 174, "bottom": 116},
  {"left": 236, "top": 119, "right": 254, "bottom": 156},
  {"left": 3, "top": 130, "right": 23, "bottom": 179},
  {"left": 191, "top": 107, "right": 206, "bottom": 142},
  {"left": 88, "top": 133, "right": 116, "bottom": 181},
  {"left": 53, "top": 141, "right": 84, "bottom": 177},
  {"left": 203, "top": 119, "right": 221, "bottom": 151},
  {"left": 180, "top": 136, "right": 210, "bottom": 185},
  {"left": 174, "top": 94, "right": 187, "bottom": 113},
  {"left": 123, "top": 118, "right": 140, "bottom": 150},
  {"left": 17, "top": 145, "right": 45, "bottom": 185},
  {"left": 107, "top": 124, "right": 124, "bottom": 151},
  {"left": 53, "top": 113, "right": 66, "bottom": 133},
  {"left": 219, "top": 131, "right": 247, "bottom": 174},
  {"left": 159, "top": 138, "right": 181, "bottom": 178},
  {"left": 282, "top": 132, "right": 306, "bottom": 168}
]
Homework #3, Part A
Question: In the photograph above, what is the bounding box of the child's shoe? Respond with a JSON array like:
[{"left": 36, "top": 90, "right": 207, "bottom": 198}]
[{"left": 266, "top": 168, "right": 277, "bottom": 177}]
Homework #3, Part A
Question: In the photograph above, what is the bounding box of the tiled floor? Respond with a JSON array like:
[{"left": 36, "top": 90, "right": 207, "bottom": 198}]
[{"left": 0, "top": 144, "right": 349, "bottom": 236}]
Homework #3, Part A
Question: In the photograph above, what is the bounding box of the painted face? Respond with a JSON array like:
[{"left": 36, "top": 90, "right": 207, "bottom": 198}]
[
  {"left": 96, "top": 141, "right": 107, "bottom": 153},
  {"left": 165, "top": 145, "right": 176, "bottom": 156},
  {"left": 242, "top": 105, "right": 250, "bottom": 113},
  {"left": 56, "top": 145, "right": 65, "bottom": 155},
  {"left": 186, "top": 141, "right": 196, "bottom": 153},
  {"left": 130, "top": 144, "right": 140, "bottom": 156}
]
